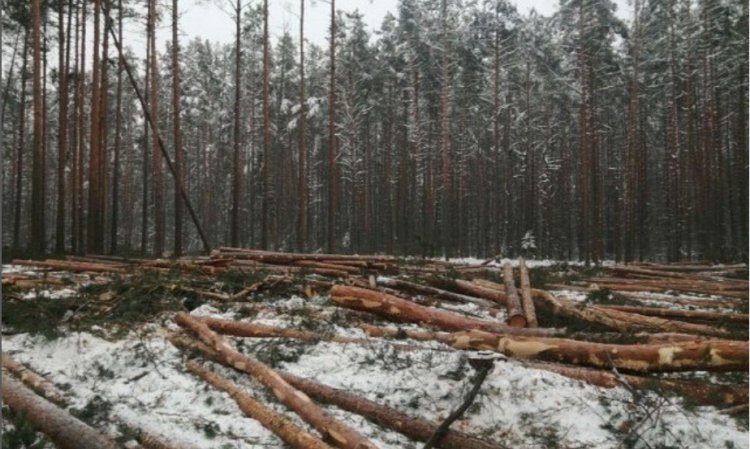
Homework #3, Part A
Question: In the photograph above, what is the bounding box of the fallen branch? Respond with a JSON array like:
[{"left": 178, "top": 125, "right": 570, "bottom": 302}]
[{"left": 423, "top": 359, "right": 494, "bottom": 449}]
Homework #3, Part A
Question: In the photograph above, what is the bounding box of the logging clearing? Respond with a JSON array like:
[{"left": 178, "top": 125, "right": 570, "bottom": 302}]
[{"left": 1, "top": 253, "right": 748, "bottom": 448}]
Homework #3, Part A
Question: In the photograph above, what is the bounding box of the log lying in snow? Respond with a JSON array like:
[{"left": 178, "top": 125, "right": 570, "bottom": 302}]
[
  {"left": 359, "top": 324, "right": 748, "bottom": 373},
  {"left": 174, "top": 312, "right": 379, "bottom": 449},
  {"left": 502, "top": 263, "right": 526, "bottom": 327},
  {"left": 170, "top": 334, "right": 504, "bottom": 449},
  {"left": 2, "top": 355, "right": 66, "bottom": 405},
  {"left": 597, "top": 305, "right": 749, "bottom": 324},
  {"left": 187, "top": 361, "right": 334, "bottom": 449},
  {"left": 518, "top": 258, "right": 538, "bottom": 327},
  {"left": 531, "top": 289, "right": 731, "bottom": 338},
  {"left": 1, "top": 373, "right": 119, "bottom": 449},
  {"left": 138, "top": 431, "right": 201, "bottom": 449},
  {"left": 11, "top": 258, "right": 127, "bottom": 274},
  {"left": 197, "top": 316, "right": 436, "bottom": 352},
  {"left": 376, "top": 277, "right": 497, "bottom": 308},
  {"left": 523, "top": 361, "right": 748, "bottom": 407},
  {"left": 330, "top": 285, "right": 559, "bottom": 337}
]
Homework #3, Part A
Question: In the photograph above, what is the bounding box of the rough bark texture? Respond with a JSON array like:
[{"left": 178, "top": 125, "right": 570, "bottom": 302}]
[
  {"left": 524, "top": 361, "right": 748, "bottom": 406},
  {"left": 170, "top": 334, "right": 503, "bottom": 449},
  {"left": 330, "top": 285, "right": 557, "bottom": 337},
  {"left": 518, "top": 258, "right": 538, "bottom": 327},
  {"left": 2, "top": 374, "right": 119, "bottom": 449},
  {"left": 436, "top": 329, "right": 747, "bottom": 373},
  {"left": 502, "top": 264, "right": 527, "bottom": 327},
  {"left": 175, "top": 312, "right": 379, "bottom": 449},
  {"left": 187, "top": 361, "right": 333, "bottom": 449},
  {"left": 2, "top": 355, "right": 65, "bottom": 404}
]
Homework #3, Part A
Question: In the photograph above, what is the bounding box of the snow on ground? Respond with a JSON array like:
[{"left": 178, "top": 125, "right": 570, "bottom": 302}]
[{"left": 3, "top": 293, "right": 747, "bottom": 449}]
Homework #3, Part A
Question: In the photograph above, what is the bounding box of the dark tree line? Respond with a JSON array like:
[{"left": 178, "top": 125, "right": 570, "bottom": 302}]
[{"left": 1, "top": 0, "right": 747, "bottom": 262}]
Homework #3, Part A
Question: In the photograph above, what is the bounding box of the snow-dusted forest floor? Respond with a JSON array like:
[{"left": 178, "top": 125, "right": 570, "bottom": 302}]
[{"left": 2, "top": 260, "right": 748, "bottom": 449}]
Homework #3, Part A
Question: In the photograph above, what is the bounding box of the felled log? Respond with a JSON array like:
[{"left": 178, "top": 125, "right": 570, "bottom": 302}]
[
  {"left": 174, "top": 312, "right": 379, "bottom": 449},
  {"left": 518, "top": 258, "right": 538, "bottom": 327},
  {"left": 216, "top": 247, "right": 396, "bottom": 263},
  {"left": 502, "top": 264, "right": 526, "bottom": 327},
  {"left": 138, "top": 432, "right": 201, "bottom": 449},
  {"left": 2, "top": 355, "right": 66, "bottom": 405},
  {"left": 597, "top": 305, "right": 749, "bottom": 324},
  {"left": 186, "top": 361, "right": 333, "bottom": 449},
  {"left": 531, "top": 289, "right": 730, "bottom": 337},
  {"left": 294, "top": 260, "right": 360, "bottom": 275},
  {"left": 359, "top": 324, "right": 747, "bottom": 372},
  {"left": 523, "top": 361, "right": 748, "bottom": 406},
  {"left": 545, "top": 284, "right": 742, "bottom": 309},
  {"left": 198, "top": 317, "right": 444, "bottom": 353},
  {"left": 11, "top": 259, "right": 127, "bottom": 274},
  {"left": 1, "top": 373, "right": 119, "bottom": 449},
  {"left": 607, "top": 265, "right": 749, "bottom": 286},
  {"left": 588, "top": 277, "right": 748, "bottom": 299},
  {"left": 330, "top": 285, "right": 559, "bottom": 337},
  {"left": 376, "top": 277, "right": 496, "bottom": 308},
  {"left": 446, "top": 330, "right": 747, "bottom": 372},
  {"left": 170, "top": 334, "right": 503, "bottom": 449},
  {"left": 431, "top": 278, "right": 508, "bottom": 306}
]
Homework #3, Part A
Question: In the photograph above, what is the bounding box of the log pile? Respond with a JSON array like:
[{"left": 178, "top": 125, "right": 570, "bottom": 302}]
[{"left": 4, "top": 250, "right": 748, "bottom": 447}]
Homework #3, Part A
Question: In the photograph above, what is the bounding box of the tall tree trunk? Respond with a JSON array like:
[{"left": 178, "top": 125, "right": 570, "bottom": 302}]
[
  {"left": 13, "top": 29, "right": 30, "bottom": 255},
  {"left": 30, "top": 0, "right": 45, "bottom": 254},
  {"left": 297, "top": 0, "right": 307, "bottom": 252},
  {"left": 87, "top": 0, "right": 102, "bottom": 253},
  {"left": 231, "top": 0, "right": 242, "bottom": 248},
  {"left": 326, "top": 0, "right": 337, "bottom": 253},
  {"left": 74, "top": 0, "right": 86, "bottom": 254},
  {"left": 110, "top": 0, "right": 123, "bottom": 254},
  {"left": 262, "top": 0, "right": 272, "bottom": 249},
  {"left": 173, "top": 0, "right": 184, "bottom": 256},
  {"left": 140, "top": 24, "right": 150, "bottom": 254},
  {"left": 439, "top": 0, "right": 451, "bottom": 258},
  {"left": 149, "top": 0, "right": 164, "bottom": 256},
  {"left": 55, "top": 0, "right": 73, "bottom": 253}
]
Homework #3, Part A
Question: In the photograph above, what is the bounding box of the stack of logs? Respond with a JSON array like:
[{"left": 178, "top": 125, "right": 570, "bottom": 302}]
[{"left": 3, "top": 249, "right": 748, "bottom": 449}]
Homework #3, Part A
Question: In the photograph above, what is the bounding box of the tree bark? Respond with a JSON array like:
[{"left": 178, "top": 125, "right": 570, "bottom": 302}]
[
  {"left": 502, "top": 263, "right": 526, "bottom": 327},
  {"left": 30, "top": 0, "right": 46, "bottom": 254},
  {"left": 360, "top": 324, "right": 747, "bottom": 373},
  {"left": 2, "top": 374, "right": 119, "bottom": 449},
  {"left": 518, "top": 258, "right": 538, "bottom": 327},
  {"left": 330, "top": 285, "right": 557, "bottom": 337},
  {"left": 171, "top": 334, "right": 503, "bottom": 449},
  {"left": 174, "top": 312, "right": 379, "bottom": 449},
  {"left": 172, "top": 0, "right": 184, "bottom": 256},
  {"left": 2, "top": 355, "right": 65, "bottom": 405},
  {"left": 186, "top": 361, "right": 334, "bottom": 449}
]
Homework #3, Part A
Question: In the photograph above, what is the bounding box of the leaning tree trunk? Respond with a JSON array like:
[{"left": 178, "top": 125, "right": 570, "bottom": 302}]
[{"left": 2, "top": 374, "right": 119, "bottom": 449}]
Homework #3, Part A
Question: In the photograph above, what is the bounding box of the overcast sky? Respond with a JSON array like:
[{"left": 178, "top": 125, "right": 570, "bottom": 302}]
[{"left": 142, "top": 0, "right": 631, "bottom": 53}]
